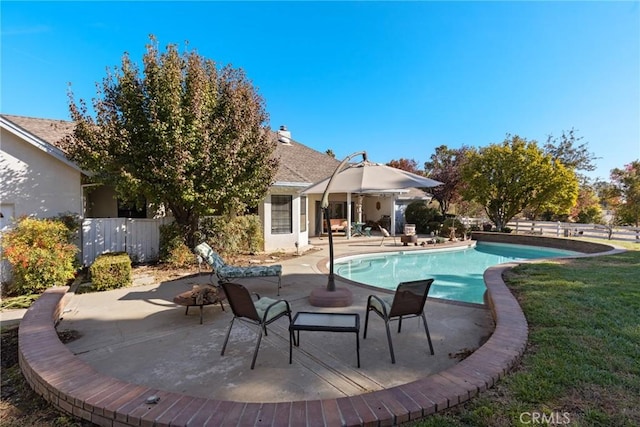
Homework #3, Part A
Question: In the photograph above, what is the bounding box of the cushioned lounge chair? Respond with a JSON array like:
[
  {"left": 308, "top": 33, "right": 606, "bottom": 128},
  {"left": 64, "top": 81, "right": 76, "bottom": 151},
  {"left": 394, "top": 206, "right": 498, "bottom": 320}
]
[
  {"left": 220, "top": 281, "right": 293, "bottom": 369},
  {"left": 363, "top": 278, "right": 435, "bottom": 363},
  {"left": 195, "top": 242, "right": 283, "bottom": 295}
]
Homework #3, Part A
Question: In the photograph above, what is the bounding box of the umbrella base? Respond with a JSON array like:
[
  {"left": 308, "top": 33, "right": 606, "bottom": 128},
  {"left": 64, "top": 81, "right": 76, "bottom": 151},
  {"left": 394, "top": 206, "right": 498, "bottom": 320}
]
[{"left": 308, "top": 287, "right": 353, "bottom": 307}]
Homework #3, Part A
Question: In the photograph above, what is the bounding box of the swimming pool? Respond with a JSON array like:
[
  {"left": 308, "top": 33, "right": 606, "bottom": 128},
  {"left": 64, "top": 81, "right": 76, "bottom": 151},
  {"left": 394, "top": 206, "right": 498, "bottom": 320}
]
[{"left": 334, "top": 242, "right": 581, "bottom": 304}]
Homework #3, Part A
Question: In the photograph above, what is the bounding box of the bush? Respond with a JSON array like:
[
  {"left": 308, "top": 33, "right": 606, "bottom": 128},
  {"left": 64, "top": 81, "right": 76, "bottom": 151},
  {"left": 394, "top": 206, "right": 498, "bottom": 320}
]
[
  {"left": 576, "top": 206, "right": 603, "bottom": 224},
  {"left": 2, "top": 217, "right": 79, "bottom": 295},
  {"left": 159, "top": 222, "right": 195, "bottom": 267},
  {"left": 199, "top": 215, "right": 264, "bottom": 255},
  {"left": 166, "top": 243, "right": 195, "bottom": 268},
  {"left": 404, "top": 202, "right": 442, "bottom": 234},
  {"left": 89, "top": 252, "right": 132, "bottom": 291},
  {"left": 441, "top": 218, "right": 467, "bottom": 239}
]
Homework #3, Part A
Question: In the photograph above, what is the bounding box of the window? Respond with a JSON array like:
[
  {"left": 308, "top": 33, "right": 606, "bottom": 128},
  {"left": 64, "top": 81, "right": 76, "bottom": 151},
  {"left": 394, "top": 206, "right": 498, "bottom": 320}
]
[
  {"left": 300, "top": 196, "right": 307, "bottom": 232},
  {"left": 271, "top": 195, "right": 292, "bottom": 234}
]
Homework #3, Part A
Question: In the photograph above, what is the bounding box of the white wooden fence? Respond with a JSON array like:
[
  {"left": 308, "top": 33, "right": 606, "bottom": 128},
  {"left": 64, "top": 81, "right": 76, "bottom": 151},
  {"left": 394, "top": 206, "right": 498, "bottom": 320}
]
[
  {"left": 506, "top": 220, "right": 640, "bottom": 243},
  {"left": 82, "top": 217, "right": 172, "bottom": 266}
]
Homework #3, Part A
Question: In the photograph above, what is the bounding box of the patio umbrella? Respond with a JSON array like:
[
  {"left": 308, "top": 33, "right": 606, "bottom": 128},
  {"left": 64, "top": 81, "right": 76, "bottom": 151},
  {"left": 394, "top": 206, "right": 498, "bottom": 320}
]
[
  {"left": 302, "top": 160, "right": 443, "bottom": 194},
  {"left": 303, "top": 153, "right": 443, "bottom": 307}
]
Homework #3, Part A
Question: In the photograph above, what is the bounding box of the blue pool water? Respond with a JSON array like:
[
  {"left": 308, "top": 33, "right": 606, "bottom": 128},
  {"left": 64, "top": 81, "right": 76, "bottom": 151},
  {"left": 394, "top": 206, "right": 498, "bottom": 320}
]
[{"left": 334, "top": 242, "right": 580, "bottom": 304}]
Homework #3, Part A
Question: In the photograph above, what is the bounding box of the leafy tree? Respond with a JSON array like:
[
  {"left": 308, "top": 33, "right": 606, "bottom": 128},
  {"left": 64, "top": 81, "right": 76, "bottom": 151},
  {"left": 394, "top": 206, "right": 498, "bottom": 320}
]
[
  {"left": 544, "top": 128, "right": 598, "bottom": 174},
  {"left": 387, "top": 158, "right": 420, "bottom": 174},
  {"left": 451, "top": 200, "right": 486, "bottom": 222},
  {"left": 543, "top": 128, "right": 600, "bottom": 221},
  {"left": 63, "top": 36, "right": 278, "bottom": 246},
  {"left": 424, "top": 145, "right": 469, "bottom": 216},
  {"left": 461, "top": 135, "right": 578, "bottom": 231},
  {"left": 610, "top": 160, "right": 640, "bottom": 226},
  {"left": 571, "top": 186, "right": 603, "bottom": 224}
]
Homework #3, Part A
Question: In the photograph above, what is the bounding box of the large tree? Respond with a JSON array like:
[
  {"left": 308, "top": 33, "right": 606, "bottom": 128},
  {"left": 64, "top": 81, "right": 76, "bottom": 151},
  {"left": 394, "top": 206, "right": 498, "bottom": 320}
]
[
  {"left": 571, "top": 186, "right": 603, "bottom": 224},
  {"left": 63, "top": 36, "right": 278, "bottom": 246},
  {"left": 424, "top": 145, "right": 469, "bottom": 216},
  {"left": 610, "top": 160, "right": 640, "bottom": 226},
  {"left": 461, "top": 135, "right": 578, "bottom": 231},
  {"left": 387, "top": 158, "right": 420, "bottom": 174},
  {"left": 543, "top": 128, "right": 600, "bottom": 221},
  {"left": 544, "top": 128, "right": 598, "bottom": 175}
]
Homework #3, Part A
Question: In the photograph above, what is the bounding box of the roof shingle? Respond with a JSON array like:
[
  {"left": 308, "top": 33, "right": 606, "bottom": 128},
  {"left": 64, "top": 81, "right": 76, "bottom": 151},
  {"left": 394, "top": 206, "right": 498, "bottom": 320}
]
[
  {"left": 1, "top": 114, "right": 338, "bottom": 186},
  {"left": 1, "top": 114, "right": 75, "bottom": 150}
]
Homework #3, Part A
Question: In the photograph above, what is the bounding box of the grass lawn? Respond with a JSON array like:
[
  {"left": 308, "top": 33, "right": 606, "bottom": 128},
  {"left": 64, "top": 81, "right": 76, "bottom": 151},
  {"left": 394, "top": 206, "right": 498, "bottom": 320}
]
[{"left": 411, "top": 242, "right": 640, "bottom": 426}]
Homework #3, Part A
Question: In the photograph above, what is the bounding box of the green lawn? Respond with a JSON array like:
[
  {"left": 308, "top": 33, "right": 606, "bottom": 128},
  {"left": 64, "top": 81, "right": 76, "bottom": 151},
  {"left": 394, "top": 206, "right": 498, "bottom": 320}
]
[{"left": 411, "top": 242, "right": 640, "bottom": 426}]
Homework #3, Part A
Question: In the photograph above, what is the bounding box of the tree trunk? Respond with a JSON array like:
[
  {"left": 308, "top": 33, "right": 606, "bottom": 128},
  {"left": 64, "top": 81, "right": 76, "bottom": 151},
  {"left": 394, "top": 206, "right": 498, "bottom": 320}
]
[{"left": 168, "top": 204, "right": 199, "bottom": 248}]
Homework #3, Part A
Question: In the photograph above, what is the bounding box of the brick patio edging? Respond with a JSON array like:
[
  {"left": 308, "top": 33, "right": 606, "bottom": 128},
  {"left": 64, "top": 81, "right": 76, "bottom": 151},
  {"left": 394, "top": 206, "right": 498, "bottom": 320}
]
[{"left": 18, "top": 261, "right": 530, "bottom": 427}]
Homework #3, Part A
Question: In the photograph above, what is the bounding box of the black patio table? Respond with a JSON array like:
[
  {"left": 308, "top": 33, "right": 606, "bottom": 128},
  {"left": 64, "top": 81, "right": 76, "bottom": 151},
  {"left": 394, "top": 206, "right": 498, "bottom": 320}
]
[{"left": 289, "top": 311, "right": 360, "bottom": 368}]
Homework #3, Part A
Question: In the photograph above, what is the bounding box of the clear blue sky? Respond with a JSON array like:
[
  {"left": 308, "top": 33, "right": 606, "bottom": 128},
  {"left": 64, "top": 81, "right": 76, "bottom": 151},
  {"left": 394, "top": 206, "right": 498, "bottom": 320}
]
[{"left": 2, "top": 1, "right": 639, "bottom": 182}]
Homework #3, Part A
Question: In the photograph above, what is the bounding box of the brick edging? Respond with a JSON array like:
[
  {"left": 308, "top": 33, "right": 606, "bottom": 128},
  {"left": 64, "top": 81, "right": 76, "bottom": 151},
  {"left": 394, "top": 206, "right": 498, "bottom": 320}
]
[{"left": 19, "top": 269, "right": 528, "bottom": 426}]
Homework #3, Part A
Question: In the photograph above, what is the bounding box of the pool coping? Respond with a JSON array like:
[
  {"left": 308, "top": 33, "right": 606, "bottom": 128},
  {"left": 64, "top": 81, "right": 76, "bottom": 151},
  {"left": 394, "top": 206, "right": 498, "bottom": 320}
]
[{"left": 18, "top": 236, "right": 622, "bottom": 426}]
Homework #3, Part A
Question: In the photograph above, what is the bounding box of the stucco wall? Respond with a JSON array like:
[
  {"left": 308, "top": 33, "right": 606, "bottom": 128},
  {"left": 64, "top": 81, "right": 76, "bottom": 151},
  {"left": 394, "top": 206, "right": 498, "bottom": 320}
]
[
  {"left": 0, "top": 129, "right": 83, "bottom": 219},
  {"left": 263, "top": 191, "right": 307, "bottom": 252}
]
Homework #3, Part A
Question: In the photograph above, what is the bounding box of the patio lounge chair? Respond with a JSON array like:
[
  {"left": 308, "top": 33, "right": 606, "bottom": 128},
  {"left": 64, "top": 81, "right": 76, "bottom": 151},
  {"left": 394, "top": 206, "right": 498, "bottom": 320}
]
[
  {"left": 363, "top": 278, "right": 435, "bottom": 363},
  {"left": 220, "top": 281, "right": 293, "bottom": 369},
  {"left": 378, "top": 226, "right": 398, "bottom": 246},
  {"left": 194, "top": 242, "right": 283, "bottom": 295}
]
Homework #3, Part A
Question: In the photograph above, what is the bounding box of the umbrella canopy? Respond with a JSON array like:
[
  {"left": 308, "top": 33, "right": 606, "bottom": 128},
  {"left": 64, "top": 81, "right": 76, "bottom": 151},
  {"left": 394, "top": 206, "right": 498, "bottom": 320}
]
[
  {"left": 302, "top": 160, "right": 443, "bottom": 194},
  {"left": 306, "top": 154, "right": 445, "bottom": 308}
]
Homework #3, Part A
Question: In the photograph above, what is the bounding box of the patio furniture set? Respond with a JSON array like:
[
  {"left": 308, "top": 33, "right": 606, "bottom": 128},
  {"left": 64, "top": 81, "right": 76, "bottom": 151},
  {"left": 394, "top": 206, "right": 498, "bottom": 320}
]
[{"left": 176, "top": 244, "right": 436, "bottom": 370}]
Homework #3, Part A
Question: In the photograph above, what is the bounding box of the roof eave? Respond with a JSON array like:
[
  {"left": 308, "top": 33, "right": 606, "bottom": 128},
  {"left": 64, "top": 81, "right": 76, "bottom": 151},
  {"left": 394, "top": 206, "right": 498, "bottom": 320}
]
[
  {"left": 1, "top": 116, "right": 88, "bottom": 174},
  {"left": 273, "top": 181, "right": 314, "bottom": 188}
]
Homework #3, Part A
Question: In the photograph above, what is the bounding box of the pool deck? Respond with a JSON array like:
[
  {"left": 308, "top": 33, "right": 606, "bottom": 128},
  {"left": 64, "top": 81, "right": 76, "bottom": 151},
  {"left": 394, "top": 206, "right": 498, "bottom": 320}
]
[{"left": 16, "top": 235, "right": 584, "bottom": 426}]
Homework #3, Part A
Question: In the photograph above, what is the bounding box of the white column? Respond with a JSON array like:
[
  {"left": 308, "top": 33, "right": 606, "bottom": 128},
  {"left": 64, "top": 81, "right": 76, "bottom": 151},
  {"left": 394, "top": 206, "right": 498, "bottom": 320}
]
[{"left": 346, "top": 193, "right": 352, "bottom": 239}]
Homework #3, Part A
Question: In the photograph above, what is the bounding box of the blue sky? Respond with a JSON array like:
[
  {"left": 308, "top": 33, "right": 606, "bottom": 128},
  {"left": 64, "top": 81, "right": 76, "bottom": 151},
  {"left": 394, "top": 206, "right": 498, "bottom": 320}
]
[{"left": 2, "top": 1, "right": 639, "bottom": 182}]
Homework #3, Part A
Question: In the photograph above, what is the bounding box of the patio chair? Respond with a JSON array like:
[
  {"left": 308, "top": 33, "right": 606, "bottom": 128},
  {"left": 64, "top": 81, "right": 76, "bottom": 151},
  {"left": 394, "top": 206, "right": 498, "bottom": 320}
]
[
  {"left": 220, "top": 281, "right": 293, "bottom": 369},
  {"left": 363, "top": 278, "right": 435, "bottom": 363},
  {"left": 195, "top": 242, "right": 283, "bottom": 295},
  {"left": 378, "top": 226, "right": 398, "bottom": 246}
]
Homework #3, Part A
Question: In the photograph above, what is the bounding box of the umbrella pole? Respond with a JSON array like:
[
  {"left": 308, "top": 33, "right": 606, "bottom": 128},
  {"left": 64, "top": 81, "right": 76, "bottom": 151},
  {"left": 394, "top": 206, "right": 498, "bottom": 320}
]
[
  {"left": 309, "top": 151, "right": 367, "bottom": 307},
  {"left": 324, "top": 206, "right": 336, "bottom": 291}
]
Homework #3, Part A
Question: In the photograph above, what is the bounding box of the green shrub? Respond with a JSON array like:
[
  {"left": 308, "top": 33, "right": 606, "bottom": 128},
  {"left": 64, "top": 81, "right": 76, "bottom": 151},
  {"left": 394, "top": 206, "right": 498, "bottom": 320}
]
[
  {"left": 2, "top": 217, "right": 79, "bottom": 295},
  {"left": 576, "top": 206, "right": 603, "bottom": 224},
  {"left": 404, "top": 202, "right": 442, "bottom": 233},
  {"left": 166, "top": 242, "right": 195, "bottom": 268},
  {"left": 441, "top": 218, "right": 467, "bottom": 238},
  {"left": 89, "top": 252, "right": 132, "bottom": 291},
  {"left": 199, "top": 215, "right": 264, "bottom": 255},
  {"left": 159, "top": 222, "right": 195, "bottom": 267}
]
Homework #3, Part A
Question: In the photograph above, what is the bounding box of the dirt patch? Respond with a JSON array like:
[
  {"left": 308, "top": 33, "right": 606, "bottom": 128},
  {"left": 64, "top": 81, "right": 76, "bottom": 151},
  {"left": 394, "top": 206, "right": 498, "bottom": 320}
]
[{"left": 0, "top": 325, "right": 93, "bottom": 426}]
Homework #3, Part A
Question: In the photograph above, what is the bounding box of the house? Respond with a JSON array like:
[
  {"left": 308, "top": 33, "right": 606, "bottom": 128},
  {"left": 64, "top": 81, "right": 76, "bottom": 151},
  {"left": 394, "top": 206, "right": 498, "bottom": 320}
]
[
  {"left": 0, "top": 115, "right": 340, "bottom": 254},
  {"left": 1, "top": 115, "right": 431, "bottom": 255},
  {"left": 1, "top": 115, "right": 86, "bottom": 224},
  {"left": 262, "top": 126, "right": 339, "bottom": 251},
  {"left": 0, "top": 114, "right": 149, "bottom": 221}
]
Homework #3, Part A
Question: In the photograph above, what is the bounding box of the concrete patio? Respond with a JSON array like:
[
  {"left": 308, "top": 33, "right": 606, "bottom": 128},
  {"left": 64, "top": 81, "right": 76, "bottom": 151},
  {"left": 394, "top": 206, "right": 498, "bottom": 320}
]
[{"left": 57, "top": 237, "right": 494, "bottom": 404}]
